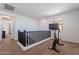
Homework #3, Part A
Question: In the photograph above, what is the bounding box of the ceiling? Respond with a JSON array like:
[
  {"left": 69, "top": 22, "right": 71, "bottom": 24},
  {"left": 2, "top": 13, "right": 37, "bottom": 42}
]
[{"left": 0, "top": 3, "right": 79, "bottom": 19}]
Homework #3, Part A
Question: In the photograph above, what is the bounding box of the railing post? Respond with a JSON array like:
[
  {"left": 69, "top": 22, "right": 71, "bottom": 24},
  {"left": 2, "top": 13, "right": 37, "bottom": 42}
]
[{"left": 27, "top": 32, "right": 29, "bottom": 45}]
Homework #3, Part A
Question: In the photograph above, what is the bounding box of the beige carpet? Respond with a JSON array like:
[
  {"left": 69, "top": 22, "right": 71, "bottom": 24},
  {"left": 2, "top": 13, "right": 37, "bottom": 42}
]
[{"left": 0, "top": 37, "right": 79, "bottom": 55}]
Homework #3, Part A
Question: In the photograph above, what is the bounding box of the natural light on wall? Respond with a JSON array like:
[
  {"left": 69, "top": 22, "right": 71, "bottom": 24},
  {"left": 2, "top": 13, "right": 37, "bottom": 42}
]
[{"left": 53, "top": 18, "right": 63, "bottom": 31}]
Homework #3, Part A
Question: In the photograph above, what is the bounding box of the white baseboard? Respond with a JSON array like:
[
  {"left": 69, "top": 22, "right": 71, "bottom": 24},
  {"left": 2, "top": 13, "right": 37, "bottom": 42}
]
[
  {"left": 17, "top": 37, "right": 52, "bottom": 51},
  {"left": 62, "top": 39, "right": 79, "bottom": 44}
]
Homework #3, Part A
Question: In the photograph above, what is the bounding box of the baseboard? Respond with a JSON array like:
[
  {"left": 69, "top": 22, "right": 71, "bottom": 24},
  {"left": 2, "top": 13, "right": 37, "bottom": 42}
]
[
  {"left": 17, "top": 37, "right": 52, "bottom": 51},
  {"left": 62, "top": 39, "right": 79, "bottom": 44}
]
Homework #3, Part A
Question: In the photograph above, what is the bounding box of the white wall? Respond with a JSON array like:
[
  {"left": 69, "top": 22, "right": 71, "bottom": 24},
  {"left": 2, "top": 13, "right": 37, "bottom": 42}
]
[
  {"left": 39, "top": 9, "right": 79, "bottom": 43},
  {"left": 15, "top": 15, "right": 40, "bottom": 40},
  {"left": 0, "top": 10, "right": 40, "bottom": 40}
]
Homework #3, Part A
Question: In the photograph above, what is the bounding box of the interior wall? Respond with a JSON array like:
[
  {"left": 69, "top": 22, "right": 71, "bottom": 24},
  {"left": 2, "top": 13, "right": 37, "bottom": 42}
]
[
  {"left": 39, "top": 9, "right": 79, "bottom": 43},
  {"left": 15, "top": 15, "right": 40, "bottom": 40}
]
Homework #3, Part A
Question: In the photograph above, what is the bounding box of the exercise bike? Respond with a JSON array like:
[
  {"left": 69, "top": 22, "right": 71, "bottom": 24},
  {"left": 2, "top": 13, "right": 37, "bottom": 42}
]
[{"left": 49, "top": 23, "right": 64, "bottom": 53}]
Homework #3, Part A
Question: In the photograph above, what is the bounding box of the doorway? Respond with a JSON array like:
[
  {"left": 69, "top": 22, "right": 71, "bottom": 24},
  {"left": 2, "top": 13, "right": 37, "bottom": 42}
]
[
  {"left": 2, "top": 22, "right": 11, "bottom": 38},
  {"left": 1, "top": 15, "right": 15, "bottom": 39}
]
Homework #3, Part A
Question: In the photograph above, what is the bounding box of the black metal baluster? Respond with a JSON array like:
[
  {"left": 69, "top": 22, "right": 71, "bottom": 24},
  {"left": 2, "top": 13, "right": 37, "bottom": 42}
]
[{"left": 26, "top": 32, "right": 28, "bottom": 45}]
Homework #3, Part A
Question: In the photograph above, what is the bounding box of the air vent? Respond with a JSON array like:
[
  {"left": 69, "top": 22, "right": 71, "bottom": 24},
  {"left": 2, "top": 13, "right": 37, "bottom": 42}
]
[{"left": 4, "top": 4, "right": 15, "bottom": 11}]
